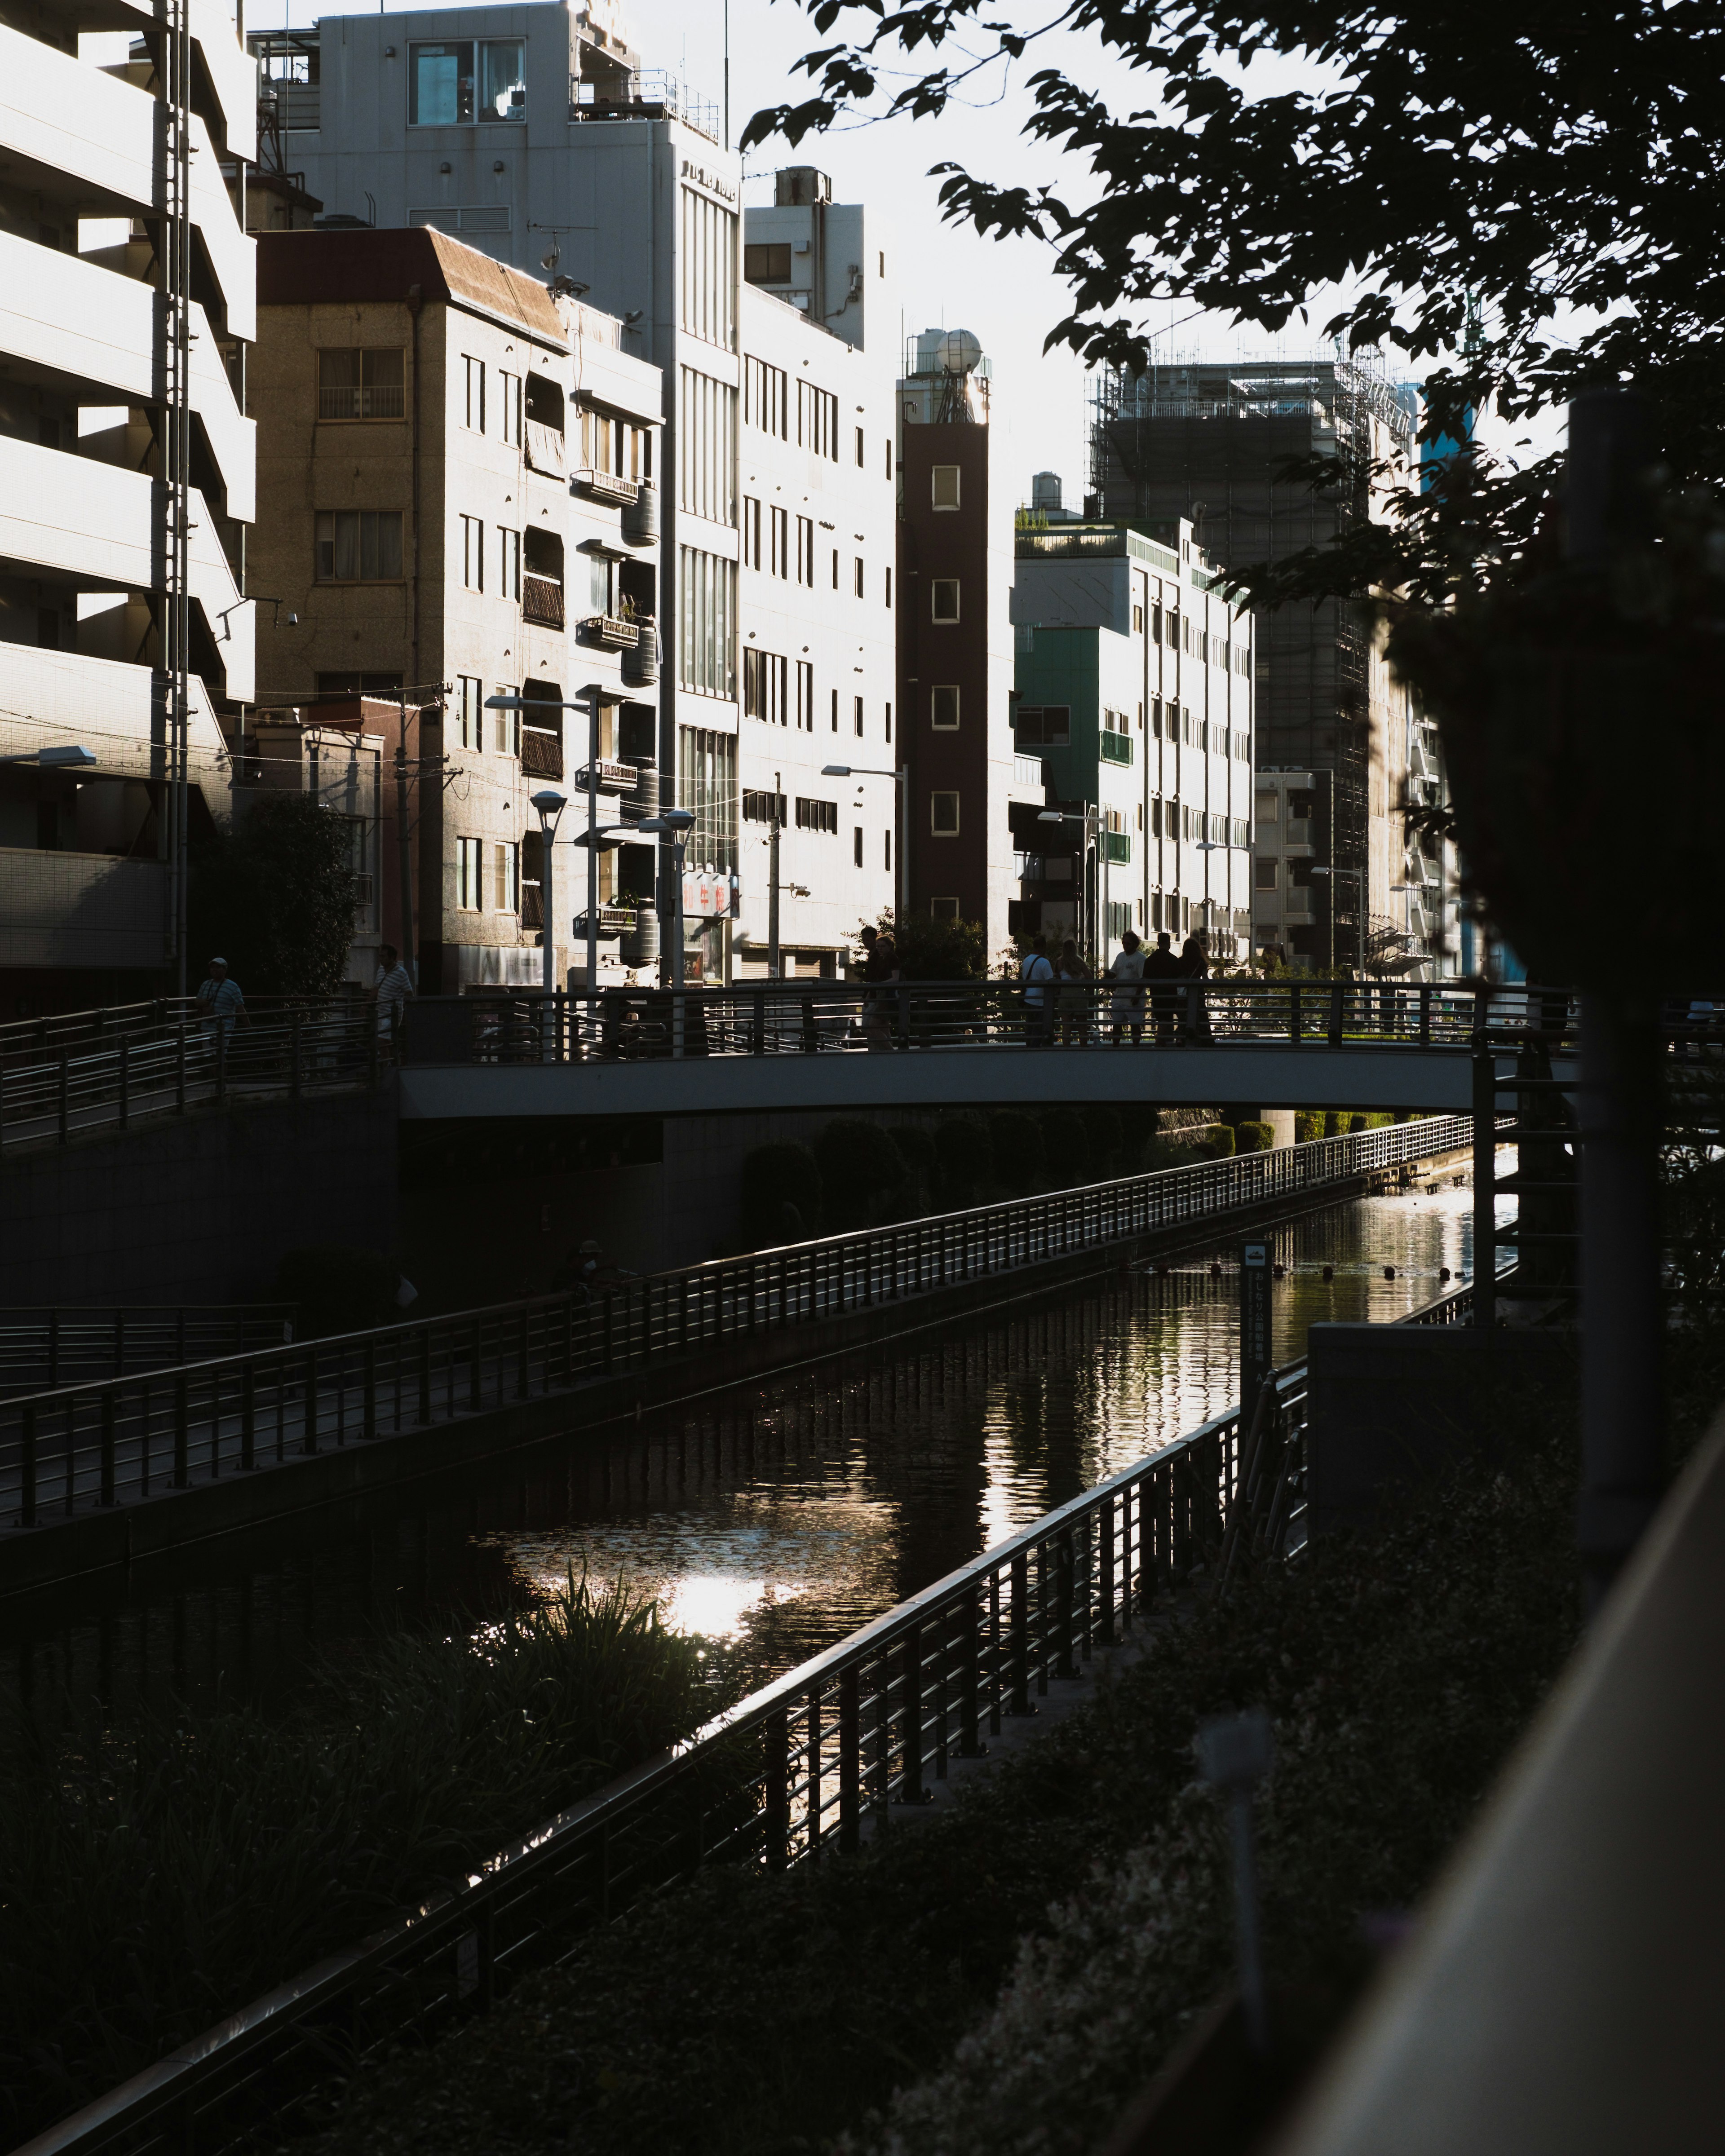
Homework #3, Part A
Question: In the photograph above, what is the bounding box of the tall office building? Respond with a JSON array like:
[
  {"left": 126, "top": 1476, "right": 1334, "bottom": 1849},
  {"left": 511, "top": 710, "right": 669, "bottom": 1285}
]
[
  {"left": 254, "top": 4, "right": 898, "bottom": 980},
  {"left": 1088, "top": 358, "right": 1438, "bottom": 973},
  {"left": 0, "top": 0, "right": 254, "bottom": 1013}
]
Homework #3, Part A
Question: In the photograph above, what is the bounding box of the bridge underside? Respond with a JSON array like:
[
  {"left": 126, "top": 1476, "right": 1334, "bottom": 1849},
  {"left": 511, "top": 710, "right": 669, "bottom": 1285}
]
[{"left": 399, "top": 1047, "right": 1576, "bottom": 1121}]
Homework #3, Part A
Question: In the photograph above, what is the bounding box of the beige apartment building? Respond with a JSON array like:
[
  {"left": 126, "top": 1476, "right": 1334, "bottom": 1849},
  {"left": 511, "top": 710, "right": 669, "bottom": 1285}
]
[{"left": 251, "top": 225, "right": 663, "bottom": 992}]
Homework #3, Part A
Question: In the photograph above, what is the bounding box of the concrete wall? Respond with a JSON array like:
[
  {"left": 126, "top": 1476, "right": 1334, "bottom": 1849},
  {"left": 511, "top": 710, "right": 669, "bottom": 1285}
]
[{"left": 0, "top": 1087, "right": 399, "bottom": 1306}]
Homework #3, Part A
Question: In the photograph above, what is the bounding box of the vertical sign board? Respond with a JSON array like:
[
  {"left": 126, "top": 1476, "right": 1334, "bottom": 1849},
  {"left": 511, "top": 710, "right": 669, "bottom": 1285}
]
[{"left": 1240, "top": 1239, "right": 1272, "bottom": 1422}]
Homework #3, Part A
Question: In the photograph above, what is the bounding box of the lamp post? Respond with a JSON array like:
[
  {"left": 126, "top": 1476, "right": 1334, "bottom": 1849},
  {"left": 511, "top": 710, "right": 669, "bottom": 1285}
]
[
  {"left": 825, "top": 763, "right": 908, "bottom": 923},
  {"left": 632, "top": 808, "right": 696, "bottom": 1051},
  {"left": 1037, "top": 803, "right": 1101, "bottom": 969},
  {"left": 528, "top": 790, "right": 567, "bottom": 1052},
  {"left": 1309, "top": 865, "right": 1366, "bottom": 975},
  {"left": 487, "top": 685, "right": 621, "bottom": 994}
]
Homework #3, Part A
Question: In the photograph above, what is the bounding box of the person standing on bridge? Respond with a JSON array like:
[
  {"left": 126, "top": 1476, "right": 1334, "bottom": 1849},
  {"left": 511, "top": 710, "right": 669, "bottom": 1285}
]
[
  {"left": 1020, "top": 936, "right": 1055, "bottom": 1047},
  {"left": 1057, "top": 939, "right": 1093, "bottom": 1046},
  {"left": 1145, "top": 931, "right": 1181, "bottom": 1046},
  {"left": 1107, "top": 929, "right": 1147, "bottom": 1046},
  {"left": 195, "top": 957, "right": 246, "bottom": 1045},
  {"left": 1179, "top": 931, "right": 1213, "bottom": 1043},
  {"left": 372, "top": 944, "right": 414, "bottom": 1046}
]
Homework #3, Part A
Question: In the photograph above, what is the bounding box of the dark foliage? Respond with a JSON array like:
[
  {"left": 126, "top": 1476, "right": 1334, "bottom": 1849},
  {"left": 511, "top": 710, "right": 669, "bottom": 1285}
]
[
  {"left": 189, "top": 794, "right": 358, "bottom": 998},
  {"left": 987, "top": 1109, "right": 1045, "bottom": 1195},
  {"left": 865, "top": 908, "right": 987, "bottom": 981},
  {"left": 815, "top": 1118, "right": 910, "bottom": 1231},
  {"left": 741, "top": 1141, "right": 824, "bottom": 1247},
  {"left": 274, "top": 1246, "right": 398, "bottom": 1339},
  {"left": 934, "top": 1116, "right": 992, "bottom": 1207},
  {"left": 1040, "top": 1108, "right": 1093, "bottom": 1188}
]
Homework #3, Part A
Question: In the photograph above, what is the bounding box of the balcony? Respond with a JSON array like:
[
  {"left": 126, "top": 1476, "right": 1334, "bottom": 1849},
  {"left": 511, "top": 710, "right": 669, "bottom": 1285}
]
[
  {"left": 574, "top": 759, "right": 640, "bottom": 791},
  {"left": 581, "top": 613, "right": 639, "bottom": 649},
  {"left": 1100, "top": 729, "right": 1134, "bottom": 766},
  {"left": 573, "top": 467, "right": 640, "bottom": 508},
  {"left": 1102, "top": 831, "right": 1132, "bottom": 864},
  {"left": 521, "top": 729, "right": 563, "bottom": 781},
  {"left": 523, "top": 574, "right": 565, "bottom": 629}
]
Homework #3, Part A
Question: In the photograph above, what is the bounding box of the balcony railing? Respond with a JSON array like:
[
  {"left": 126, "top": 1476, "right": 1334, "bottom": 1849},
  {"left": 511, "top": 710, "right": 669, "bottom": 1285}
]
[
  {"left": 1100, "top": 729, "right": 1134, "bottom": 765},
  {"left": 581, "top": 612, "right": 639, "bottom": 648},
  {"left": 572, "top": 467, "right": 640, "bottom": 507},
  {"left": 520, "top": 729, "right": 563, "bottom": 780},
  {"left": 522, "top": 573, "right": 565, "bottom": 628}
]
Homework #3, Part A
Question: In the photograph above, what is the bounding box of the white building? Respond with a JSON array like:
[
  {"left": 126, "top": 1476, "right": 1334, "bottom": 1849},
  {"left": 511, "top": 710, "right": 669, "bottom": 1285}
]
[
  {"left": 257, "top": 3, "right": 898, "bottom": 981},
  {"left": 0, "top": 0, "right": 255, "bottom": 1012}
]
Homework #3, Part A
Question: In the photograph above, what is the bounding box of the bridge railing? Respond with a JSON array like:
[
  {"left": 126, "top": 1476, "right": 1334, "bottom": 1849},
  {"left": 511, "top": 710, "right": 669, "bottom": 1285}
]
[
  {"left": 16, "top": 1271, "right": 1482, "bottom": 2156},
  {"left": 0, "top": 1002, "right": 392, "bottom": 1153},
  {"left": 0, "top": 1307, "right": 296, "bottom": 1398},
  {"left": 0, "top": 1113, "right": 1476, "bottom": 1532},
  {"left": 405, "top": 979, "right": 1585, "bottom": 1066}
]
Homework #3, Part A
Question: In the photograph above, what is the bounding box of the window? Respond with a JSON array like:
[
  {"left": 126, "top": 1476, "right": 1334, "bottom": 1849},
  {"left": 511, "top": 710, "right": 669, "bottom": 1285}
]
[
  {"left": 497, "top": 526, "right": 521, "bottom": 601},
  {"left": 678, "top": 727, "right": 739, "bottom": 870},
  {"left": 492, "top": 685, "right": 519, "bottom": 756},
  {"left": 931, "top": 896, "right": 960, "bottom": 919},
  {"left": 409, "top": 38, "right": 524, "bottom": 124},
  {"left": 1183, "top": 616, "right": 1196, "bottom": 655},
  {"left": 679, "top": 367, "right": 737, "bottom": 525},
  {"left": 831, "top": 688, "right": 839, "bottom": 733},
  {"left": 743, "top": 355, "right": 789, "bottom": 437},
  {"left": 795, "top": 796, "right": 838, "bottom": 834},
  {"left": 1132, "top": 604, "right": 1144, "bottom": 634},
  {"left": 744, "top": 242, "right": 792, "bottom": 284},
  {"left": 681, "top": 187, "right": 737, "bottom": 351},
  {"left": 580, "top": 407, "right": 644, "bottom": 479},
  {"left": 460, "top": 513, "right": 484, "bottom": 591},
  {"left": 315, "top": 510, "right": 403, "bottom": 581},
  {"left": 854, "top": 695, "right": 864, "bottom": 738},
  {"left": 931, "top": 685, "right": 960, "bottom": 729},
  {"left": 884, "top": 701, "right": 892, "bottom": 743},
  {"left": 770, "top": 505, "right": 790, "bottom": 579},
  {"left": 884, "top": 566, "right": 892, "bottom": 607},
  {"left": 1233, "top": 819, "right": 1251, "bottom": 848},
  {"left": 831, "top": 549, "right": 840, "bottom": 591},
  {"left": 457, "top": 838, "right": 482, "bottom": 909},
  {"left": 743, "top": 788, "right": 787, "bottom": 825},
  {"left": 743, "top": 646, "right": 788, "bottom": 725},
  {"left": 499, "top": 369, "right": 522, "bottom": 446},
  {"left": 931, "top": 579, "right": 960, "bottom": 622},
  {"left": 1014, "top": 705, "right": 1070, "bottom": 747},
  {"left": 795, "top": 514, "right": 813, "bottom": 584},
  {"left": 930, "top": 791, "right": 960, "bottom": 835},
  {"left": 931, "top": 464, "right": 960, "bottom": 510},
  {"left": 457, "top": 674, "right": 482, "bottom": 751},
  {"left": 885, "top": 439, "right": 893, "bottom": 480},
  {"left": 854, "top": 557, "right": 865, "bottom": 598},
  {"left": 588, "top": 554, "right": 614, "bottom": 616},
  {"left": 855, "top": 427, "right": 866, "bottom": 468},
  {"left": 678, "top": 547, "right": 736, "bottom": 698},
  {"left": 797, "top": 380, "right": 839, "bottom": 458},
  {"left": 742, "top": 496, "right": 762, "bottom": 570},
  {"left": 1291, "top": 858, "right": 1316, "bottom": 889},
  {"left": 853, "top": 827, "right": 863, "bottom": 867},
  {"left": 1166, "top": 610, "right": 1180, "bottom": 648},
  {"left": 462, "top": 355, "right": 485, "bottom": 430},
  {"left": 796, "top": 662, "right": 814, "bottom": 730},
  {"left": 489, "top": 841, "right": 518, "bottom": 912},
  {"left": 884, "top": 830, "right": 892, "bottom": 872},
  {"left": 318, "top": 348, "right": 404, "bottom": 421}
]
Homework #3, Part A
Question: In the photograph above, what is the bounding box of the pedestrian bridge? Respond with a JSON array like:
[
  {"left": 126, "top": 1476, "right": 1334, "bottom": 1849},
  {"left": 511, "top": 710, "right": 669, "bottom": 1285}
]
[{"left": 399, "top": 981, "right": 1583, "bottom": 1120}]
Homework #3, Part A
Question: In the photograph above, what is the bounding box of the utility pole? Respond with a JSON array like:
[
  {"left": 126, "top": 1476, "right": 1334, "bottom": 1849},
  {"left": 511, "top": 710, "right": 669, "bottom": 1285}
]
[
  {"left": 584, "top": 683, "right": 603, "bottom": 992},
  {"left": 164, "top": 0, "right": 192, "bottom": 993},
  {"left": 394, "top": 697, "right": 417, "bottom": 987},
  {"left": 768, "top": 770, "right": 782, "bottom": 977}
]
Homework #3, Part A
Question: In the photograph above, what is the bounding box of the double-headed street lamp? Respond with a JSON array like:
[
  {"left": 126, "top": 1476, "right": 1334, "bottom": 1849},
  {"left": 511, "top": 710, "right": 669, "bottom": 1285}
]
[
  {"left": 823, "top": 763, "right": 907, "bottom": 924},
  {"left": 1309, "top": 864, "right": 1366, "bottom": 976},
  {"left": 488, "top": 683, "right": 624, "bottom": 991}
]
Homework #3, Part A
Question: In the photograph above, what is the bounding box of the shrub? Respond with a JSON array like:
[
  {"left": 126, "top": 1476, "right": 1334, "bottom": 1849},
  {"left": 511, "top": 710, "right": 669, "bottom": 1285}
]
[
  {"left": 885, "top": 1126, "right": 936, "bottom": 1212},
  {"left": 1363, "top": 1110, "right": 1393, "bottom": 1128},
  {"left": 1207, "top": 1123, "right": 1237, "bottom": 1157},
  {"left": 1295, "top": 1110, "right": 1327, "bottom": 1144},
  {"left": 1080, "top": 1106, "right": 1124, "bottom": 1177},
  {"left": 740, "top": 1142, "right": 822, "bottom": 1247},
  {"left": 1234, "top": 1120, "right": 1275, "bottom": 1154},
  {"left": 1041, "top": 1109, "right": 1093, "bottom": 1189},
  {"left": 814, "top": 1119, "right": 908, "bottom": 1232},
  {"left": 861, "top": 909, "right": 986, "bottom": 981},
  {"left": 188, "top": 792, "right": 359, "bottom": 999},
  {"left": 933, "top": 1119, "right": 991, "bottom": 1210},
  {"left": 987, "top": 1111, "right": 1045, "bottom": 1195},
  {"left": 1326, "top": 1110, "right": 1363, "bottom": 1137},
  {"left": 274, "top": 1246, "right": 398, "bottom": 1338}
]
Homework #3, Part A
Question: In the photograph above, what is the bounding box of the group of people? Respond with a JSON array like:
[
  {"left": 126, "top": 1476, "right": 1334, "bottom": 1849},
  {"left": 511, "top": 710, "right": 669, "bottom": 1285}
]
[
  {"left": 1019, "top": 928, "right": 1210, "bottom": 1047},
  {"left": 192, "top": 947, "right": 416, "bottom": 1040}
]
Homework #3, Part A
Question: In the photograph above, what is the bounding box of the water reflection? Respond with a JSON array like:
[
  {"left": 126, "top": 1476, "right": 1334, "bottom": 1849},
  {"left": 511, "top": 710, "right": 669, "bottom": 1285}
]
[{"left": 3, "top": 1183, "right": 1500, "bottom": 1720}]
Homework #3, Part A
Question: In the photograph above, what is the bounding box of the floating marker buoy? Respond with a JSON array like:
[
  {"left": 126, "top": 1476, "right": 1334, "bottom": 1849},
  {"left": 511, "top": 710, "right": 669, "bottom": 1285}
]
[
  {"left": 1439, "top": 1266, "right": 1451, "bottom": 1281},
  {"left": 1272, "top": 1264, "right": 1286, "bottom": 1279},
  {"left": 1322, "top": 1265, "right": 1335, "bottom": 1281},
  {"left": 1384, "top": 1265, "right": 1396, "bottom": 1280},
  {"left": 1209, "top": 1262, "right": 1223, "bottom": 1279}
]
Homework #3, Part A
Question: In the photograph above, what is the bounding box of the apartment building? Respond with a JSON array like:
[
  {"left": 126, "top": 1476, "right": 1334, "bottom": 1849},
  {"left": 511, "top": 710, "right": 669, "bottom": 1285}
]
[
  {"left": 1089, "top": 358, "right": 1433, "bottom": 972},
  {"left": 264, "top": 4, "right": 898, "bottom": 978},
  {"left": 0, "top": 0, "right": 255, "bottom": 1013},
  {"left": 251, "top": 225, "right": 662, "bottom": 993},
  {"left": 897, "top": 329, "right": 1019, "bottom": 956},
  {"left": 1011, "top": 514, "right": 1255, "bottom": 965}
]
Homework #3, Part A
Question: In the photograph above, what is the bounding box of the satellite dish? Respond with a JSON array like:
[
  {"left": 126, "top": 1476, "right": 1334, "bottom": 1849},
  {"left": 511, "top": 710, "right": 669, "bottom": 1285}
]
[{"left": 940, "top": 329, "right": 983, "bottom": 375}]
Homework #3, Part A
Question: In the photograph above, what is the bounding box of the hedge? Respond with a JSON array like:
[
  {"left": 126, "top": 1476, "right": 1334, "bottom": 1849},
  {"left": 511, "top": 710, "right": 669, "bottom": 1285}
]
[
  {"left": 1294, "top": 1110, "right": 1327, "bottom": 1145},
  {"left": 1234, "top": 1120, "right": 1275, "bottom": 1155}
]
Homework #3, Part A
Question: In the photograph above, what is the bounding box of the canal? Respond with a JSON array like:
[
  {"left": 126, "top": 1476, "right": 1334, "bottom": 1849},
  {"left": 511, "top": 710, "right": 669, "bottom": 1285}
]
[{"left": 3, "top": 1180, "right": 1501, "bottom": 1720}]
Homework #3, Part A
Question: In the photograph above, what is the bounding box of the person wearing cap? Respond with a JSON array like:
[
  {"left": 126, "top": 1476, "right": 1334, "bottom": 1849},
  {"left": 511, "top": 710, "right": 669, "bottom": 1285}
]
[{"left": 195, "top": 956, "right": 246, "bottom": 1039}]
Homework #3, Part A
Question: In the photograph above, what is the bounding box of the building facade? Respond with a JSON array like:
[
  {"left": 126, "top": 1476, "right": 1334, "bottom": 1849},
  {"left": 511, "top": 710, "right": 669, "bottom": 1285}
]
[
  {"left": 1010, "top": 517, "right": 1254, "bottom": 968},
  {"left": 0, "top": 1, "right": 255, "bottom": 1013},
  {"left": 252, "top": 226, "right": 662, "bottom": 993},
  {"left": 1088, "top": 358, "right": 1436, "bottom": 972}
]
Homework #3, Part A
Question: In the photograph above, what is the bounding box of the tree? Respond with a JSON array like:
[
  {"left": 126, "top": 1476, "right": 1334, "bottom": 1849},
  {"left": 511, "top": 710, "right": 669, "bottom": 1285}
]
[
  {"left": 745, "top": 3, "right": 1725, "bottom": 603},
  {"left": 189, "top": 794, "right": 359, "bottom": 997},
  {"left": 865, "top": 906, "right": 986, "bottom": 980}
]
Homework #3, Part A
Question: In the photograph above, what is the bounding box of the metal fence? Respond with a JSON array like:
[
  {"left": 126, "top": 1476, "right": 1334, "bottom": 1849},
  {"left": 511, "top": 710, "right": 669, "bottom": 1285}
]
[
  {"left": 0, "top": 1002, "right": 390, "bottom": 1153},
  {"left": 17, "top": 1272, "right": 1478, "bottom": 2156},
  {"left": 407, "top": 978, "right": 1581, "bottom": 1066},
  {"left": 0, "top": 1114, "right": 1475, "bottom": 1532},
  {"left": 0, "top": 1308, "right": 296, "bottom": 1399}
]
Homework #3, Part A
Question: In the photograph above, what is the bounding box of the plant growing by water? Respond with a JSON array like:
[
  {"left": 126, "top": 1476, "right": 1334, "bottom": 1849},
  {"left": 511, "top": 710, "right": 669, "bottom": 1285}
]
[{"left": 0, "top": 1572, "right": 722, "bottom": 2147}]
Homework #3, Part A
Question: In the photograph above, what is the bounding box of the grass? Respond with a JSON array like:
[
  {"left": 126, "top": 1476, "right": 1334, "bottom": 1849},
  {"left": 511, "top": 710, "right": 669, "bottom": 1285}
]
[
  {"left": 287, "top": 1380, "right": 1585, "bottom": 2156},
  {"left": 0, "top": 1573, "right": 723, "bottom": 2149}
]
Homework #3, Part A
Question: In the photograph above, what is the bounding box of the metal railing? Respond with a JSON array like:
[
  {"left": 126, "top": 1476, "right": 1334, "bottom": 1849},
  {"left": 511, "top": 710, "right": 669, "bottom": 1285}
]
[
  {"left": 0, "top": 1307, "right": 295, "bottom": 1399},
  {"left": 0, "top": 1002, "right": 391, "bottom": 1153},
  {"left": 407, "top": 979, "right": 1587, "bottom": 1066},
  {"left": 17, "top": 1272, "right": 1480, "bottom": 2156},
  {"left": 0, "top": 1115, "right": 1475, "bottom": 1532}
]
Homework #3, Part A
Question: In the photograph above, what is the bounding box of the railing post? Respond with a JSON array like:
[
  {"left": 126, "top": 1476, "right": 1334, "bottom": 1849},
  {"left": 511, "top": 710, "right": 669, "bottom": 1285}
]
[
  {"left": 959, "top": 1588, "right": 983, "bottom": 1758},
  {"left": 1098, "top": 1492, "right": 1115, "bottom": 1644},
  {"left": 172, "top": 1369, "right": 190, "bottom": 1487},
  {"left": 302, "top": 1348, "right": 319, "bottom": 1454},
  {"left": 801, "top": 993, "right": 818, "bottom": 1054},
  {"left": 363, "top": 1342, "right": 377, "bottom": 1440},
  {"left": 1057, "top": 1529, "right": 1077, "bottom": 1678},
  {"left": 839, "top": 1664, "right": 860, "bottom": 1852},
  {"left": 751, "top": 988, "right": 765, "bottom": 1056},
  {"left": 897, "top": 1622, "right": 925, "bottom": 1803},
  {"left": 1327, "top": 982, "right": 1344, "bottom": 1048},
  {"left": 1473, "top": 1030, "right": 1499, "bottom": 1331},
  {"left": 99, "top": 1389, "right": 117, "bottom": 1506},
  {"left": 241, "top": 1363, "right": 257, "bottom": 1470},
  {"left": 1009, "top": 1549, "right": 1031, "bottom": 1715},
  {"left": 57, "top": 1052, "right": 69, "bottom": 1144},
  {"left": 1419, "top": 981, "right": 1432, "bottom": 1049},
  {"left": 419, "top": 1325, "right": 433, "bottom": 1426},
  {"left": 20, "top": 1401, "right": 36, "bottom": 1526},
  {"left": 765, "top": 1706, "right": 790, "bottom": 1870}
]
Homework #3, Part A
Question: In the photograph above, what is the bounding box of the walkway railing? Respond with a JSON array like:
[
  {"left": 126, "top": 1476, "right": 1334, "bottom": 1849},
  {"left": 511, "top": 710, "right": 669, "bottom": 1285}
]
[
  {"left": 0, "top": 1002, "right": 392, "bottom": 1153},
  {"left": 0, "top": 1307, "right": 296, "bottom": 1399},
  {"left": 0, "top": 1114, "right": 1475, "bottom": 1533},
  {"left": 16, "top": 1275, "right": 1480, "bottom": 2156},
  {"left": 407, "top": 979, "right": 1584, "bottom": 1065}
]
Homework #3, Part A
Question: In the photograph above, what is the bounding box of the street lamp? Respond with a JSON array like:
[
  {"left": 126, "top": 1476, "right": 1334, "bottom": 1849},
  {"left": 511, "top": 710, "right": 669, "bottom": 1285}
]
[
  {"left": 488, "top": 685, "right": 623, "bottom": 992},
  {"left": 528, "top": 789, "right": 567, "bottom": 999},
  {"left": 1309, "top": 865, "right": 1366, "bottom": 976},
  {"left": 0, "top": 745, "right": 97, "bottom": 767},
  {"left": 1037, "top": 804, "right": 1102, "bottom": 969},
  {"left": 823, "top": 763, "right": 908, "bottom": 925}
]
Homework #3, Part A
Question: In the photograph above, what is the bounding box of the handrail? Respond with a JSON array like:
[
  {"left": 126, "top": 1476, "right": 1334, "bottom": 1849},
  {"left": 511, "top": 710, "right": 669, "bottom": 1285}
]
[
  {"left": 0, "top": 1114, "right": 1479, "bottom": 1532},
  {"left": 0, "top": 1306, "right": 295, "bottom": 1398},
  {"left": 13, "top": 1272, "right": 1479, "bottom": 2156}
]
